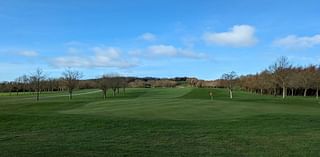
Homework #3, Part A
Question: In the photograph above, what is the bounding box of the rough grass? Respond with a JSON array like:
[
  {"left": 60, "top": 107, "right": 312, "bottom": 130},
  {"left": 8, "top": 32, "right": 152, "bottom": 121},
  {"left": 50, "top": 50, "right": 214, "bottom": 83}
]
[{"left": 0, "top": 88, "right": 320, "bottom": 156}]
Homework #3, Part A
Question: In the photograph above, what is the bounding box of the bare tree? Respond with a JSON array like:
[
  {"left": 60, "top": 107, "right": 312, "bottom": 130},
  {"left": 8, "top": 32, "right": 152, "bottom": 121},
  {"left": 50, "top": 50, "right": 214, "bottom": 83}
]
[
  {"left": 298, "top": 65, "right": 317, "bottom": 97},
  {"left": 14, "top": 76, "right": 23, "bottom": 96},
  {"left": 21, "top": 74, "right": 29, "bottom": 94},
  {"left": 128, "top": 80, "right": 146, "bottom": 88},
  {"left": 62, "top": 69, "right": 83, "bottom": 100},
  {"left": 196, "top": 80, "right": 204, "bottom": 88},
  {"left": 221, "top": 71, "right": 237, "bottom": 99},
  {"left": 105, "top": 74, "right": 121, "bottom": 96},
  {"left": 269, "top": 56, "right": 291, "bottom": 99},
  {"left": 111, "top": 77, "right": 120, "bottom": 96},
  {"left": 257, "top": 70, "right": 274, "bottom": 95},
  {"left": 186, "top": 78, "right": 198, "bottom": 87},
  {"left": 30, "top": 68, "right": 46, "bottom": 101},
  {"left": 120, "top": 77, "right": 128, "bottom": 95},
  {"left": 287, "top": 68, "right": 300, "bottom": 96},
  {"left": 98, "top": 74, "right": 111, "bottom": 99}
]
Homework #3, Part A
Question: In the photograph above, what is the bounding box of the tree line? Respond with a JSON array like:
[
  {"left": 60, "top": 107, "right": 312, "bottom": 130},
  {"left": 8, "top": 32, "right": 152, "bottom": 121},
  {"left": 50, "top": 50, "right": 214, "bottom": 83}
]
[
  {"left": 1, "top": 70, "right": 208, "bottom": 101},
  {"left": 4, "top": 56, "right": 316, "bottom": 101},
  {"left": 219, "top": 56, "right": 320, "bottom": 99},
  {"left": 0, "top": 69, "right": 131, "bottom": 101},
  {"left": 0, "top": 68, "right": 83, "bottom": 101}
]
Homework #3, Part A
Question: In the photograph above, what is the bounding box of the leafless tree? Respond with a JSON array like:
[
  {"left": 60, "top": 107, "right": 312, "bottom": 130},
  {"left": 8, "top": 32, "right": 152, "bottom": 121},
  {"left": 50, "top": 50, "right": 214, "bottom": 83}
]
[
  {"left": 196, "top": 80, "right": 204, "bottom": 88},
  {"left": 111, "top": 77, "right": 120, "bottom": 96},
  {"left": 257, "top": 70, "right": 274, "bottom": 95},
  {"left": 221, "top": 71, "right": 237, "bottom": 99},
  {"left": 62, "top": 69, "right": 83, "bottom": 100},
  {"left": 21, "top": 74, "right": 29, "bottom": 93},
  {"left": 186, "top": 78, "right": 198, "bottom": 87},
  {"left": 14, "top": 76, "right": 23, "bottom": 96},
  {"left": 98, "top": 74, "right": 112, "bottom": 99},
  {"left": 128, "top": 80, "right": 146, "bottom": 88},
  {"left": 30, "top": 68, "right": 46, "bottom": 101},
  {"left": 103, "top": 74, "right": 120, "bottom": 96},
  {"left": 287, "top": 68, "right": 300, "bottom": 96},
  {"left": 269, "top": 56, "right": 291, "bottom": 99},
  {"left": 120, "top": 77, "right": 128, "bottom": 95},
  {"left": 298, "top": 65, "right": 317, "bottom": 97},
  {"left": 79, "top": 80, "right": 97, "bottom": 89}
]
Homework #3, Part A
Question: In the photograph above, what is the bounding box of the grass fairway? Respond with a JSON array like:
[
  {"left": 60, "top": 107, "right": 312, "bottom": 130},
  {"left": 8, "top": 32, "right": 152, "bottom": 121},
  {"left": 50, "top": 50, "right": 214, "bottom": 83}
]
[{"left": 0, "top": 88, "right": 320, "bottom": 156}]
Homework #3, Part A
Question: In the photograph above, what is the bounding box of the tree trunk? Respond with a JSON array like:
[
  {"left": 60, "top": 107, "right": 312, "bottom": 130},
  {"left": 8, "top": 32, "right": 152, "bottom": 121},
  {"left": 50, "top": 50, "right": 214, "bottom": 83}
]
[
  {"left": 103, "top": 90, "right": 107, "bottom": 100},
  {"left": 291, "top": 88, "right": 294, "bottom": 96},
  {"left": 282, "top": 85, "right": 286, "bottom": 99},
  {"left": 36, "top": 90, "right": 39, "bottom": 101},
  {"left": 260, "top": 89, "right": 263, "bottom": 95},
  {"left": 273, "top": 88, "right": 277, "bottom": 96},
  {"left": 316, "top": 88, "right": 319, "bottom": 100},
  {"left": 36, "top": 81, "right": 40, "bottom": 101},
  {"left": 229, "top": 89, "right": 233, "bottom": 99},
  {"left": 69, "top": 90, "right": 73, "bottom": 100},
  {"left": 304, "top": 89, "right": 307, "bottom": 97}
]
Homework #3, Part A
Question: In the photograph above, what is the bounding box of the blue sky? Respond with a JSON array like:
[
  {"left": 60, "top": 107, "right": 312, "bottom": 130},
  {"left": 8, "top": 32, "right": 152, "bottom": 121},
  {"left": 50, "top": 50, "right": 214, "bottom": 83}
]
[{"left": 1, "top": 0, "right": 320, "bottom": 81}]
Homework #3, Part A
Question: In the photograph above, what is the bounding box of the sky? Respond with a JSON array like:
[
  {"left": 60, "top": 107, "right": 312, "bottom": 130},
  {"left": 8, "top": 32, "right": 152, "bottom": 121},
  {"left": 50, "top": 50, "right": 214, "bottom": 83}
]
[{"left": 1, "top": 0, "right": 320, "bottom": 81}]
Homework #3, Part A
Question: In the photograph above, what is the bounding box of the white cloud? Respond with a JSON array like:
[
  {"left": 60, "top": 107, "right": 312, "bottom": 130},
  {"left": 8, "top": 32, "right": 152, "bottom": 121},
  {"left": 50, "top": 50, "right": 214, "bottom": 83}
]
[
  {"left": 51, "top": 47, "right": 137, "bottom": 68},
  {"left": 179, "top": 50, "right": 205, "bottom": 59},
  {"left": 203, "top": 25, "right": 257, "bottom": 47},
  {"left": 273, "top": 34, "right": 320, "bottom": 48},
  {"left": 138, "top": 33, "right": 156, "bottom": 41},
  {"left": 52, "top": 56, "right": 91, "bottom": 68},
  {"left": 93, "top": 47, "right": 120, "bottom": 59},
  {"left": 17, "top": 50, "right": 39, "bottom": 57},
  {"left": 91, "top": 47, "right": 134, "bottom": 68},
  {"left": 133, "top": 44, "right": 205, "bottom": 59},
  {"left": 148, "top": 45, "right": 178, "bottom": 56}
]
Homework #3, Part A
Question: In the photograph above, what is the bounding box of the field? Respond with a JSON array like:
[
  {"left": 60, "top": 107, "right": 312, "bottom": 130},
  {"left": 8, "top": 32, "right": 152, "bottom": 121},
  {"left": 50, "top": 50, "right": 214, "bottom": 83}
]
[{"left": 0, "top": 88, "right": 320, "bottom": 156}]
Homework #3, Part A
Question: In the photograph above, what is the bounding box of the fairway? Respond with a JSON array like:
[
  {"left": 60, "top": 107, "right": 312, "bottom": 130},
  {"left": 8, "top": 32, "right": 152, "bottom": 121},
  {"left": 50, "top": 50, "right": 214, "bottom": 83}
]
[{"left": 0, "top": 88, "right": 320, "bottom": 156}]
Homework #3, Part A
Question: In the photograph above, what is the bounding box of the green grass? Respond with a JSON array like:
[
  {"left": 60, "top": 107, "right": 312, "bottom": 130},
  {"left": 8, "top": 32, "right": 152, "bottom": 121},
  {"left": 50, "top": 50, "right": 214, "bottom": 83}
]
[{"left": 0, "top": 88, "right": 320, "bottom": 156}]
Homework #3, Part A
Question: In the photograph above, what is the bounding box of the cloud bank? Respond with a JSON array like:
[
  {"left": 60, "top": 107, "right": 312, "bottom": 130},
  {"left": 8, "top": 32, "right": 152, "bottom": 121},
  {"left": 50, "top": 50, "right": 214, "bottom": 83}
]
[
  {"left": 143, "top": 44, "right": 205, "bottom": 59},
  {"left": 51, "top": 47, "right": 137, "bottom": 68}
]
